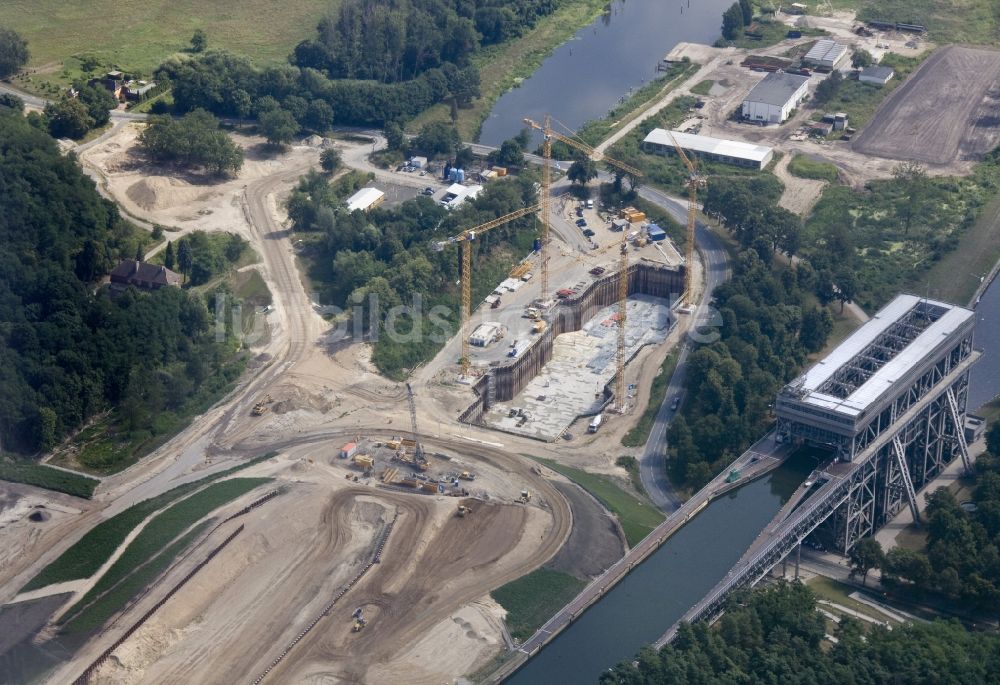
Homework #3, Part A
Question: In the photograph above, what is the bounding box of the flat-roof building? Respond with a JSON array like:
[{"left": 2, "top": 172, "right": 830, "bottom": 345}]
[
  {"left": 741, "top": 72, "right": 810, "bottom": 124},
  {"left": 469, "top": 321, "right": 503, "bottom": 347},
  {"left": 776, "top": 294, "right": 977, "bottom": 461},
  {"left": 859, "top": 65, "right": 895, "bottom": 85},
  {"left": 803, "top": 39, "right": 849, "bottom": 71},
  {"left": 642, "top": 129, "right": 774, "bottom": 169},
  {"left": 346, "top": 187, "right": 385, "bottom": 212},
  {"left": 440, "top": 183, "right": 483, "bottom": 210}
]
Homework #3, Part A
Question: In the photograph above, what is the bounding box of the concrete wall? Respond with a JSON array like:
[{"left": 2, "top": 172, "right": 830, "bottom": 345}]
[{"left": 461, "top": 263, "right": 685, "bottom": 424}]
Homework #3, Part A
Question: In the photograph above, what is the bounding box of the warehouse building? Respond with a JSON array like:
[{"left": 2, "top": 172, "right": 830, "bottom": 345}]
[
  {"left": 859, "top": 65, "right": 895, "bottom": 85},
  {"left": 346, "top": 187, "right": 385, "bottom": 212},
  {"left": 803, "top": 39, "right": 849, "bottom": 71},
  {"left": 642, "top": 128, "right": 774, "bottom": 169},
  {"left": 741, "top": 72, "right": 810, "bottom": 124}
]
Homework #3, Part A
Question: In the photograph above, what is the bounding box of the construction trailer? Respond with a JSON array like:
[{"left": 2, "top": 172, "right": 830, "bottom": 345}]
[{"left": 340, "top": 442, "right": 358, "bottom": 459}]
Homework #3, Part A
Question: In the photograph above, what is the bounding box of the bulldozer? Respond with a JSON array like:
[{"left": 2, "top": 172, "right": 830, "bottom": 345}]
[
  {"left": 251, "top": 394, "right": 272, "bottom": 416},
  {"left": 457, "top": 504, "right": 472, "bottom": 517}
]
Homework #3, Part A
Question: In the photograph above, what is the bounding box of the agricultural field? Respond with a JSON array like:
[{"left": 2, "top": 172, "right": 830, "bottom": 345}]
[
  {"left": 853, "top": 46, "right": 1000, "bottom": 166},
  {"left": 0, "top": 0, "right": 332, "bottom": 79}
]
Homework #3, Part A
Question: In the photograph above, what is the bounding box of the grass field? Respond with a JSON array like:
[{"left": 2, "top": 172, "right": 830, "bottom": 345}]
[
  {"left": 690, "top": 79, "right": 715, "bottom": 96},
  {"left": 622, "top": 348, "right": 680, "bottom": 448},
  {"left": 807, "top": 576, "right": 900, "bottom": 624},
  {"left": 788, "top": 154, "right": 839, "bottom": 183},
  {"left": 921, "top": 191, "right": 1000, "bottom": 306},
  {"left": 0, "top": 0, "right": 332, "bottom": 79},
  {"left": 61, "top": 477, "right": 269, "bottom": 633},
  {"left": 814, "top": 53, "right": 924, "bottom": 135},
  {"left": 0, "top": 458, "right": 100, "bottom": 499},
  {"left": 532, "top": 457, "right": 663, "bottom": 547},
  {"left": 491, "top": 568, "right": 586, "bottom": 641},
  {"left": 21, "top": 454, "right": 275, "bottom": 592},
  {"left": 828, "top": 0, "right": 1000, "bottom": 46}
]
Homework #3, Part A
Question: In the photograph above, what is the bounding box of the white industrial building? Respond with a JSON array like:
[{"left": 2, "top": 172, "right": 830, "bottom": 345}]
[
  {"left": 741, "top": 72, "right": 810, "bottom": 124},
  {"left": 642, "top": 128, "right": 774, "bottom": 169},
  {"left": 803, "top": 39, "right": 849, "bottom": 71},
  {"left": 440, "top": 183, "right": 483, "bottom": 210},
  {"left": 469, "top": 321, "right": 503, "bottom": 347},
  {"left": 345, "top": 187, "right": 385, "bottom": 212},
  {"left": 859, "top": 65, "right": 895, "bottom": 85}
]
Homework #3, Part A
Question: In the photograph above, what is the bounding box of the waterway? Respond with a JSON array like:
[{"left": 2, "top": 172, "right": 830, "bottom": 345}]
[
  {"left": 970, "top": 274, "right": 1000, "bottom": 410},
  {"left": 478, "top": 0, "right": 732, "bottom": 146},
  {"left": 507, "top": 453, "right": 815, "bottom": 684}
]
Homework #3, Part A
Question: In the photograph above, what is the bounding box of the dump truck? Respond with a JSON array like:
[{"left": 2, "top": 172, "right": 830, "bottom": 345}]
[
  {"left": 588, "top": 413, "right": 603, "bottom": 433},
  {"left": 519, "top": 489, "right": 531, "bottom": 503},
  {"left": 251, "top": 394, "right": 272, "bottom": 416},
  {"left": 532, "top": 320, "right": 547, "bottom": 334},
  {"left": 353, "top": 454, "right": 374, "bottom": 471},
  {"left": 459, "top": 471, "right": 476, "bottom": 481}
]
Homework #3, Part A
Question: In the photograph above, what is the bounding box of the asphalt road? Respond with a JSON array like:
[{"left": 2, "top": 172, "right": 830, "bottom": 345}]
[{"left": 633, "top": 185, "right": 733, "bottom": 512}]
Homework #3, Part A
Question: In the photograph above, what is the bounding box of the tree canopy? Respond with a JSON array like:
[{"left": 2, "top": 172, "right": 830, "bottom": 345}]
[
  {"left": 602, "top": 582, "right": 1000, "bottom": 685},
  {"left": 138, "top": 109, "right": 244, "bottom": 175},
  {"left": 0, "top": 26, "right": 29, "bottom": 78}
]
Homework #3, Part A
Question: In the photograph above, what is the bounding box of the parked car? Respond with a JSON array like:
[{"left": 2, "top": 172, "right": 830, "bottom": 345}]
[
  {"left": 556, "top": 288, "right": 576, "bottom": 298},
  {"left": 576, "top": 218, "right": 587, "bottom": 227},
  {"left": 423, "top": 187, "right": 435, "bottom": 195},
  {"left": 670, "top": 396, "right": 680, "bottom": 411},
  {"left": 589, "top": 266, "right": 606, "bottom": 276},
  {"left": 583, "top": 228, "right": 595, "bottom": 237}
]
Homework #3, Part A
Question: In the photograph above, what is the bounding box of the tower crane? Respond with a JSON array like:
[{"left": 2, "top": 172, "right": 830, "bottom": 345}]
[
  {"left": 405, "top": 383, "right": 424, "bottom": 461},
  {"left": 521, "top": 116, "right": 642, "bottom": 413},
  {"left": 433, "top": 204, "right": 540, "bottom": 376},
  {"left": 666, "top": 131, "right": 706, "bottom": 305}
]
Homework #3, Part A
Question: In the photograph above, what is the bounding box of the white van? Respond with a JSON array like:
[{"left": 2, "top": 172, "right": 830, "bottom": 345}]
[{"left": 585, "top": 199, "right": 594, "bottom": 210}]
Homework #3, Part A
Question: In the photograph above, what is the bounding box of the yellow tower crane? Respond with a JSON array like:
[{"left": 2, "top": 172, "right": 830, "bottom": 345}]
[
  {"left": 521, "top": 117, "right": 642, "bottom": 413},
  {"left": 666, "top": 132, "right": 706, "bottom": 306},
  {"left": 433, "top": 204, "right": 540, "bottom": 377}
]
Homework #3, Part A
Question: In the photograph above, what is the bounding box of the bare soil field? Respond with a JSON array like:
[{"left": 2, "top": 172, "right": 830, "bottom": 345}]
[
  {"left": 544, "top": 481, "right": 625, "bottom": 580},
  {"left": 853, "top": 46, "right": 1000, "bottom": 165}
]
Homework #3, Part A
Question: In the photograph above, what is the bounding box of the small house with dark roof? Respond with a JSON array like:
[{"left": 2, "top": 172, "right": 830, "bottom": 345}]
[{"left": 109, "top": 259, "right": 182, "bottom": 291}]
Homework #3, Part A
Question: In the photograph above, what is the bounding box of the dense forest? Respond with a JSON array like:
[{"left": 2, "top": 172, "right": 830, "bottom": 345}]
[
  {"left": 666, "top": 247, "right": 833, "bottom": 488},
  {"left": 0, "top": 110, "right": 244, "bottom": 465},
  {"left": 157, "top": 0, "right": 564, "bottom": 129},
  {"left": 289, "top": 172, "right": 538, "bottom": 376},
  {"left": 601, "top": 582, "right": 1000, "bottom": 684}
]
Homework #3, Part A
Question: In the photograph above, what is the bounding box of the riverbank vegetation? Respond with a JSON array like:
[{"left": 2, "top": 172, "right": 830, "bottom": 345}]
[
  {"left": 621, "top": 349, "right": 680, "bottom": 448},
  {"left": 21, "top": 454, "right": 274, "bottom": 592},
  {"left": 531, "top": 457, "right": 663, "bottom": 546},
  {"left": 603, "top": 581, "right": 1000, "bottom": 684},
  {"left": 60, "top": 477, "right": 270, "bottom": 633},
  {"left": 491, "top": 568, "right": 586, "bottom": 641},
  {"left": 801, "top": 150, "right": 1000, "bottom": 311}
]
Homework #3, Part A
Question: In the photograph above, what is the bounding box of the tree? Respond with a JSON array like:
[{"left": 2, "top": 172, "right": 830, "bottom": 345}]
[
  {"left": 177, "top": 240, "right": 193, "bottom": 281},
  {"left": 852, "top": 49, "right": 874, "bottom": 69},
  {"left": 306, "top": 98, "right": 334, "bottom": 132},
  {"left": 722, "top": 3, "right": 745, "bottom": 41},
  {"left": 385, "top": 121, "right": 406, "bottom": 151},
  {"left": 45, "top": 98, "right": 95, "bottom": 139},
  {"left": 190, "top": 29, "right": 207, "bottom": 53},
  {"left": 74, "top": 82, "right": 118, "bottom": 127},
  {"left": 492, "top": 138, "right": 525, "bottom": 168},
  {"left": 259, "top": 107, "right": 299, "bottom": 147},
  {"left": 849, "top": 537, "right": 884, "bottom": 586},
  {"left": 0, "top": 26, "right": 29, "bottom": 78},
  {"left": 739, "top": 0, "right": 754, "bottom": 25},
  {"left": 164, "top": 241, "right": 175, "bottom": 269},
  {"left": 139, "top": 109, "right": 243, "bottom": 174},
  {"left": 800, "top": 308, "right": 833, "bottom": 353},
  {"left": 232, "top": 89, "right": 252, "bottom": 128},
  {"left": 414, "top": 121, "right": 460, "bottom": 157},
  {"left": 0, "top": 92, "right": 23, "bottom": 111},
  {"left": 892, "top": 161, "right": 928, "bottom": 235},
  {"left": 320, "top": 147, "right": 342, "bottom": 173},
  {"left": 135, "top": 243, "right": 144, "bottom": 261},
  {"left": 567, "top": 158, "right": 598, "bottom": 186},
  {"left": 814, "top": 70, "right": 843, "bottom": 105},
  {"left": 987, "top": 421, "right": 1000, "bottom": 457},
  {"left": 36, "top": 407, "right": 58, "bottom": 452}
]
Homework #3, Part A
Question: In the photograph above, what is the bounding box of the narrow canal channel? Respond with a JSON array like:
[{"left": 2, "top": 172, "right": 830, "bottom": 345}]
[{"left": 506, "top": 454, "right": 814, "bottom": 684}]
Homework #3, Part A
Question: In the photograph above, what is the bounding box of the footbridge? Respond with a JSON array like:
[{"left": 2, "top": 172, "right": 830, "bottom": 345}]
[{"left": 656, "top": 294, "right": 980, "bottom": 646}]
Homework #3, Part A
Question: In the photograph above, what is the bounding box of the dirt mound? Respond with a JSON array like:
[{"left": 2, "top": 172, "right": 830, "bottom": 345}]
[{"left": 125, "top": 177, "right": 219, "bottom": 212}]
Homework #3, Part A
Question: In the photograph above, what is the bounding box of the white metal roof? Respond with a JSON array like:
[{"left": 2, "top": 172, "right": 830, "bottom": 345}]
[
  {"left": 744, "top": 72, "right": 810, "bottom": 107},
  {"left": 643, "top": 128, "right": 773, "bottom": 163},
  {"left": 792, "top": 295, "right": 975, "bottom": 416},
  {"left": 346, "top": 187, "right": 384, "bottom": 211},
  {"left": 805, "top": 39, "right": 848, "bottom": 65},
  {"left": 441, "top": 183, "right": 483, "bottom": 207}
]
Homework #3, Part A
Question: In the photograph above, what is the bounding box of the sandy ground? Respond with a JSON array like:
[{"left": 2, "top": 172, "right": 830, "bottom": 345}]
[
  {"left": 772, "top": 152, "right": 829, "bottom": 215},
  {"left": 70, "top": 451, "right": 556, "bottom": 685}
]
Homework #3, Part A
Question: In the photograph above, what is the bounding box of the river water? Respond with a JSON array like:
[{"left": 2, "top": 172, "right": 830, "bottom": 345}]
[
  {"left": 507, "top": 454, "right": 815, "bottom": 684},
  {"left": 478, "top": 0, "right": 733, "bottom": 146},
  {"left": 970, "top": 276, "right": 1000, "bottom": 410}
]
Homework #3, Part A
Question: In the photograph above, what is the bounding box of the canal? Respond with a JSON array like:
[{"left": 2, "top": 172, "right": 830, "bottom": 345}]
[
  {"left": 478, "top": 0, "right": 732, "bottom": 146},
  {"left": 970, "top": 274, "right": 1000, "bottom": 410},
  {"left": 507, "top": 453, "right": 815, "bottom": 684}
]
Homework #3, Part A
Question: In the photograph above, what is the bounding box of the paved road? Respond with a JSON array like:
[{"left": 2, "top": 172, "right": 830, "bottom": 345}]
[{"left": 633, "top": 185, "right": 733, "bottom": 512}]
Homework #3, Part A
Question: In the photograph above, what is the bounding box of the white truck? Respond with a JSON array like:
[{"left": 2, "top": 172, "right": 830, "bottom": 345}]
[{"left": 588, "top": 413, "right": 603, "bottom": 433}]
